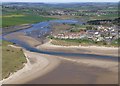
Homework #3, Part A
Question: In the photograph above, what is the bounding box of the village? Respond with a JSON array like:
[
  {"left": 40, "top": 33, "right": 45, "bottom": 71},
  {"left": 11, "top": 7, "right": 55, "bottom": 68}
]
[
  {"left": 51, "top": 24, "right": 119, "bottom": 44},
  {"left": 48, "top": 9, "right": 117, "bottom": 17},
  {"left": 2, "top": 3, "right": 118, "bottom": 18}
]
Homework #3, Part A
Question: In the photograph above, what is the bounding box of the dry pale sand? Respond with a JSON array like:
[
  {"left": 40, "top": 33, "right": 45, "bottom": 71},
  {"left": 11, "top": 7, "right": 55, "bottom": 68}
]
[
  {"left": 1, "top": 50, "right": 61, "bottom": 84},
  {"left": 5, "top": 32, "right": 42, "bottom": 47},
  {"left": 58, "top": 57, "right": 118, "bottom": 73},
  {"left": 28, "top": 55, "right": 118, "bottom": 84},
  {"left": 37, "top": 40, "right": 118, "bottom": 57}
]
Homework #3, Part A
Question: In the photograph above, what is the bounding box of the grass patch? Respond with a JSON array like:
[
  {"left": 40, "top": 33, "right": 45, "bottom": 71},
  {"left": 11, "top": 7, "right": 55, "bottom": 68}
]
[
  {"left": 2, "top": 41, "right": 27, "bottom": 79},
  {"left": 50, "top": 37, "right": 95, "bottom": 46},
  {"left": 49, "top": 37, "right": 119, "bottom": 47},
  {"left": 2, "top": 14, "right": 25, "bottom": 18},
  {"left": 51, "top": 39, "right": 80, "bottom": 46},
  {"left": 2, "top": 15, "right": 56, "bottom": 27}
]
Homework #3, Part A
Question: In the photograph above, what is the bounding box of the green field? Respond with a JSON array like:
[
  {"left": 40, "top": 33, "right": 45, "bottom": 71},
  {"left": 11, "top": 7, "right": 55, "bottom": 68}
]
[
  {"left": 2, "top": 41, "right": 27, "bottom": 79},
  {"left": 2, "top": 15, "right": 55, "bottom": 27}
]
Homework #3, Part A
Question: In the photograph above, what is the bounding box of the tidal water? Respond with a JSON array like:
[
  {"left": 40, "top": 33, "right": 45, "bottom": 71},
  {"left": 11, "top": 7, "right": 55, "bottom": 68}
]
[{"left": 2, "top": 19, "right": 118, "bottom": 61}]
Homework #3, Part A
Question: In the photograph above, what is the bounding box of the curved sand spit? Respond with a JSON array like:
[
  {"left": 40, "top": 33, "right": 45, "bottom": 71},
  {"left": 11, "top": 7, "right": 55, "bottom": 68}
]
[{"left": 0, "top": 50, "right": 61, "bottom": 84}]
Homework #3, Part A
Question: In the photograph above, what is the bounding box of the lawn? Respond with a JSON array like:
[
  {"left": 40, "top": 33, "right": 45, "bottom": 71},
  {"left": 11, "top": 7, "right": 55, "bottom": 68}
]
[{"left": 2, "top": 41, "right": 27, "bottom": 79}]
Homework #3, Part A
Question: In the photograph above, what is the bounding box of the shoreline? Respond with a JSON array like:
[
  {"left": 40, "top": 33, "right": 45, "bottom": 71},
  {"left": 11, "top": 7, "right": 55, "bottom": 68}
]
[
  {"left": 1, "top": 48, "right": 61, "bottom": 84},
  {"left": 2, "top": 31, "right": 118, "bottom": 84},
  {"left": 37, "top": 39, "right": 118, "bottom": 57},
  {"left": 41, "top": 39, "right": 119, "bottom": 49},
  {"left": 1, "top": 48, "right": 118, "bottom": 84},
  {"left": 5, "top": 32, "right": 118, "bottom": 57},
  {"left": 4, "top": 31, "right": 118, "bottom": 57},
  {"left": 2, "top": 24, "right": 32, "bottom": 34}
]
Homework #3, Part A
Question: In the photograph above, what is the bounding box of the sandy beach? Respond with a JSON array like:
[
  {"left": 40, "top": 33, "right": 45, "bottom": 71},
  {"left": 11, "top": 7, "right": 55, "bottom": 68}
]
[
  {"left": 5, "top": 32, "right": 118, "bottom": 57},
  {"left": 37, "top": 40, "right": 118, "bottom": 57},
  {"left": 1, "top": 49, "right": 61, "bottom": 84},
  {"left": 28, "top": 54, "right": 118, "bottom": 84},
  {"left": 2, "top": 32, "right": 118, "bottom": 84},
  {"left": 5, "top": 32, "right": 42, "bottom": 47},
  {"left": 1, "top": 51, "right": 118, "bottom": 84}
]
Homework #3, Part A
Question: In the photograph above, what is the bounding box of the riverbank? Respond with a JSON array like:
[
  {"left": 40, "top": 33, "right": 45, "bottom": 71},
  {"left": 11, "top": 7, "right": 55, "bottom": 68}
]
[
  {"left": 37, "top": 39, "right": 118, "bottom": 57},
  {"left": 2, "top": 41, "right": 27, "bottom": 80},
  {"left": 5, "top": 32, "right": 118, "bottom": 57},
  {"left": 1, "top": 49, "right": 61, "bottom": 84},
  {"left": 1, "top": 48, "right": 118, "bottom": 84},
  {"left": 2, "top": 24, "right": 32, "bottom": 34},
  {"left": 3, "top": 32, "right": 118, "bottom": 84},
  {"left": 4, "top": 32, "right": 42, "bottom": 47}
]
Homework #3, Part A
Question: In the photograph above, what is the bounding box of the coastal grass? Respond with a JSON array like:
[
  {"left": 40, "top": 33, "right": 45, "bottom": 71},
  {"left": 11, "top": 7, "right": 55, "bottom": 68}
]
[
  {"left": 2, "top": 15, "right": 25, "bottom": 18},
  {"left": 50, "top": 38, "right": 95, "bottom": 46},
  {"left": 45, "top": 15, "right": 79, "bottom": 19},
  {"left": 51, "top": 39, "right": 80, "bottom": 46},
  {"left": 2, "top": 41, "right": 27, "bottom": 79},
  {"left": 49, "top": 37, "right": 119, "bottom": 47},
  {"left": 2, "top": 15, "right": 55, "bottom": 27}
]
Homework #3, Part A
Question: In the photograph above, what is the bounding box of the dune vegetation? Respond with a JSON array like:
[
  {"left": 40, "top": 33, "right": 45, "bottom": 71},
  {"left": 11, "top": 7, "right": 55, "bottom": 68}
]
[{"left": 2, "top": 41, "right": 27, "bottom": 79}]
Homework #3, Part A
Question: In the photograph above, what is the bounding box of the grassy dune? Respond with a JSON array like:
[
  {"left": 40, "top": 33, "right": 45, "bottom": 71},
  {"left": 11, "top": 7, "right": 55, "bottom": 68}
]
[{"left": 2, "top": 41, "right": 27, "bottom": 79}]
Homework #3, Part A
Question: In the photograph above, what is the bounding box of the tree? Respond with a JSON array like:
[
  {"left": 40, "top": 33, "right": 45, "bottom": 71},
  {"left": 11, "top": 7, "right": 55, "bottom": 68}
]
[{"left": 86, "top": 26, "right": 92, "bottom": 30}]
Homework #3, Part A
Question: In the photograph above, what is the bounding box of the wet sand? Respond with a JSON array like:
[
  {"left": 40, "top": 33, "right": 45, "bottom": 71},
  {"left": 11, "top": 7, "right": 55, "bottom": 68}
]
[
  {"left": 38, "top": 40, "right": 118, "bottom": 57},
  {"left": 2, "top": 24, "right": 32, "bottom": 34},
  {"left": 4, "top": 32, "right": 42, "bottom": 47},
  {"left": 5, "top": 32, "right": 118, "bottom": 57},
  {"left": 3, "top": 31, "right": 119, "bottom": 84},
  {"left": 28, "top": 57, "right": 118, "bottom": 84},
  {"left": 1, "top": 50, "right": 61, "bottom": 84}
]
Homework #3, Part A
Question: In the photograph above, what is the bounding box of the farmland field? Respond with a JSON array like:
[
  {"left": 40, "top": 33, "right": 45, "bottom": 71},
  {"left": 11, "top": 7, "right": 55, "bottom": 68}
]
[{"left": 2, "top": 15, "right": 55, "bottom": 27}]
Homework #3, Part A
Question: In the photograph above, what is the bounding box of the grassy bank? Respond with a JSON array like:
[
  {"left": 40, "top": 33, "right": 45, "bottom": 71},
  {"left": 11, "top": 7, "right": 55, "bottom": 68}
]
[
  {"left": 49, "top": 37, "right": 119, "bottom": 47},
  {"left": 2, "top": 15, "right": 55, "bottom": 27},
  {"left": 2, "top": 41, "right": 27, "bottom": 79},
  {"left": 50, "top": 38, "right": 94, "bottom": 46}
]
